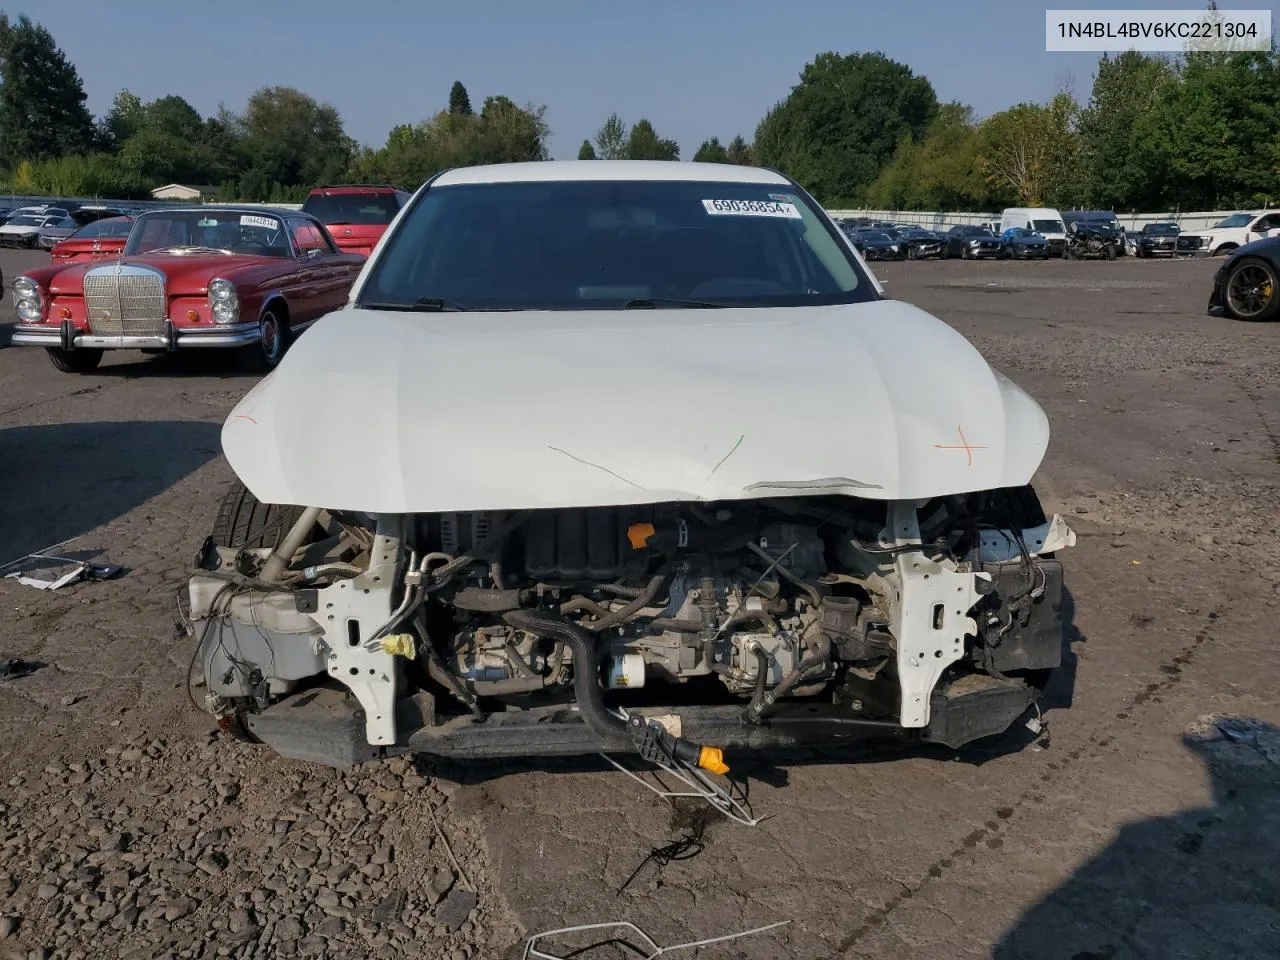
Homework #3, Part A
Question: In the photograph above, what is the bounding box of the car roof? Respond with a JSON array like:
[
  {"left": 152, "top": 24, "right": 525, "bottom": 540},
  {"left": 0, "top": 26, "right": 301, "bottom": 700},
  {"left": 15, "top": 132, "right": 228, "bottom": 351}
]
[
  {"left": 308, "top": 184, "right": 403, "bottom": 194},
  {"left": 138, "top": 205, "right": 314, "bottom": 222},
  {"left": 432, "top": 160, "right": 792, "bottom": 187}
]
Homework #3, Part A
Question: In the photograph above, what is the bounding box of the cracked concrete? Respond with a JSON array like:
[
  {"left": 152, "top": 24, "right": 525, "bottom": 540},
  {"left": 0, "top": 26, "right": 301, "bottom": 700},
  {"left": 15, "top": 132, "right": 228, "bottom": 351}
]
[{"left": 2, "top": 250, "right": 1279, "bottom": 959}]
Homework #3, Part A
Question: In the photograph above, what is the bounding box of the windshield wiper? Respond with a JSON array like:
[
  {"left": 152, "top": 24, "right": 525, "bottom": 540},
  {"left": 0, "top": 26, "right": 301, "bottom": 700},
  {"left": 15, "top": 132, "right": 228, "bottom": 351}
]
[
  {"left": 360, "top": 297, "right": 469, "bottom": 312},
  {"left": 621, "top": 297, "right": 725, "bottom": 309}
]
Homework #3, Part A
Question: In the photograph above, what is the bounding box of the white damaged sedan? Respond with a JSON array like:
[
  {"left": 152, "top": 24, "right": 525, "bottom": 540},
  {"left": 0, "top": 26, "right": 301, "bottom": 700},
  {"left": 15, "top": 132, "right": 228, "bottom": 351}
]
[{"left": 187, "top": 161, "right": 1074, "bottom": 769}]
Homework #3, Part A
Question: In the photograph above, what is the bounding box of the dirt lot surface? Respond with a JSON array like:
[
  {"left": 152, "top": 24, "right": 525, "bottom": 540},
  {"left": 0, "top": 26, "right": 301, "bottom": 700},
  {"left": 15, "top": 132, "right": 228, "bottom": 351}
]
[{"left": 2, "top": 250, "right": 1279, "bottom": 960}]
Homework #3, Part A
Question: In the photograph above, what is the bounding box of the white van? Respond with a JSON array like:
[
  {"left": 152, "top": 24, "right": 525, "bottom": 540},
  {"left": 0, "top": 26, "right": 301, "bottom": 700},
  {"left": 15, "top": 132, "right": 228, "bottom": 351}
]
[{"left": 1000, "top": 207, "right": 1067, "bottom": 257}]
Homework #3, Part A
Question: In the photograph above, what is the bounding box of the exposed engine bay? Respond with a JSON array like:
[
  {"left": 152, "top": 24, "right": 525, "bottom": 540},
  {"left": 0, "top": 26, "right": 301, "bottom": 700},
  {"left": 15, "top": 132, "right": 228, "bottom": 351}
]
[{"left": 186, "top": 487, "right": 1074, "bottom": 768}]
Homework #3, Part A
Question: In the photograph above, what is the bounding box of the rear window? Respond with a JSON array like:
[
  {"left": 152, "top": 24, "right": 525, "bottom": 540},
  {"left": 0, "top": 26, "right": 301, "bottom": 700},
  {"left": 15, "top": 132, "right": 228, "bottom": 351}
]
[
  {"left": 73, "top": 218, "right": 132, "bottom": 240},
  {"left": 303, "top": 192, "right": 401, "bottom": 226}
]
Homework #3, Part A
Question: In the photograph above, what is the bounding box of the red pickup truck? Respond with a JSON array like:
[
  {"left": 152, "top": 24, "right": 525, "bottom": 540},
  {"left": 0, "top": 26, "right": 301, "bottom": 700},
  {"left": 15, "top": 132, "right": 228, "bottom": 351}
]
[{"left": 300, "top": 184, "right": 411, "bottom": 257}]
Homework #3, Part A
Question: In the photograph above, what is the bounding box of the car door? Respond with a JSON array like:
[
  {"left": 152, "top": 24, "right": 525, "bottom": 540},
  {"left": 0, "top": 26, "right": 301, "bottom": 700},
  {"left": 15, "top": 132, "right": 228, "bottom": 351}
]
[
  {"left": 291, "top": 219, "right": 361, "bottom": 321},
  {"left": 1247, "top": 214, "right": 1280, "bottom": 243}
]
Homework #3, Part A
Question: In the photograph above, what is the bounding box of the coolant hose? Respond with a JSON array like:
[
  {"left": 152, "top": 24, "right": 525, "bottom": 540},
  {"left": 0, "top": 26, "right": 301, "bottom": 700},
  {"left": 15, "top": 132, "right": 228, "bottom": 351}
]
[
  {"left": 743, "top": 650, "right": 829, "bottom": 725},
  {"left": 502, "top": 609, "right": 629, "bottom": 743},
  {"left": 584, "top": 570, "right": 669, "bottom": 632}
]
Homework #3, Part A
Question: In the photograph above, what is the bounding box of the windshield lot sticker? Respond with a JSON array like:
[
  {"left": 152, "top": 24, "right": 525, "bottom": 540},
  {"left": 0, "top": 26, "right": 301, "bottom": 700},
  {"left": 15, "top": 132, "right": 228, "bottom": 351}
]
[
  {"left": 702, "top": 199, "right": 802, "bottom": 219},
  {"left": 240, "top": 215, "right": 279, "bottom": 229}
]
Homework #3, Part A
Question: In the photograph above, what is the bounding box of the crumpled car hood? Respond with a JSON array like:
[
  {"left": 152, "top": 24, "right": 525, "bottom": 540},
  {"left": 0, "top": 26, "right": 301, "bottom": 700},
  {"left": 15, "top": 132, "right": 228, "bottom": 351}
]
[{"left": 222, "top": 300, "right": 1050, "bottom": 513}]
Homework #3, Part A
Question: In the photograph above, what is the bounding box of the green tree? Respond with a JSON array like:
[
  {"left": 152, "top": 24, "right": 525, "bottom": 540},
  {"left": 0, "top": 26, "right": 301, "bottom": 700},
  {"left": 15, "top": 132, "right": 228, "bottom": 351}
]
[
  {"left": 0, "top": 14, "right": 95, "bottom": 161},
  {"left": 101, "top": 89, "right": 144, "bottom": 148},
  {"left": 867, "top": 102, "right": 992, "bottom": 210},
  {"left": 467, "top": 95, "right": 549, "bottom": 164},
  {"left": 593, "top": 113, "right": 627, "bottom": 160},
  {"left": 753, "top": 52, "right": 937, "bottom": 205},
  {"left": 974, "top": 95, "right": 1080, "bottom": 207},
  {"left": 577, "top": 139, "right": 597, "bottom": 159},
  {"left": 236, "top": 86, "right": 355, "bottom": 190},
  {"left": 1076, "top": 52, "right": 1175, "bottom": 208},
  {"left": 350, "top": 93, "right": 548, "bottom": 188},
  {"left": 693, "top": 137, "right": 729, "bottom": 163},
  {"left": 725, "top": 134, "right": 754, "bottom": 165},
  {"left": 448, "top": 81, "right": 473, "bottom": 117},
  {"left": 1137, "top": 50, "right": 1280, "bottom": 208},
  {"left": 625, "top": 118, "right": 679, "bottom": 160}
]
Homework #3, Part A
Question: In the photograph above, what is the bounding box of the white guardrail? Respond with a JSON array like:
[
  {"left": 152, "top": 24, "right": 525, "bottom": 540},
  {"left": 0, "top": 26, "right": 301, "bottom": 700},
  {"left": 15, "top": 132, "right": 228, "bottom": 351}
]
[{"left": 827, "top": 208, "right": 1259, "bottom": 232}]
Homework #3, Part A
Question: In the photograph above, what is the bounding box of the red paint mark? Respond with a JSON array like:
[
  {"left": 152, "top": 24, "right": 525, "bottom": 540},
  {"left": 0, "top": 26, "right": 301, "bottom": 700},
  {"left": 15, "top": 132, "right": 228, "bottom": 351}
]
[
  {"left": 233, "top": 414, "right": 258, "bottom": 425},
  {"left": 934, "top": 425, "right": 987, "bottom": 466}
]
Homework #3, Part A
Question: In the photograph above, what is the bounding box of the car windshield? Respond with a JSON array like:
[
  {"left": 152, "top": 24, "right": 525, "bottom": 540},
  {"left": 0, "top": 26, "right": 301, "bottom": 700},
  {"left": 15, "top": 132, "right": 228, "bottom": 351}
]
[
  {"left": 303, "top": 192, "right": 400, "bottom": 225},
  {"left": 1032, "top": 219, "right": 1064, "bottom": 233},
  {"left": 124, "top": 210, "right": 293, "bottom": 257},
  {"left": 1214, "top": 214, "right": 1253, "bottom": 228},
  {"left": 858, "top": 232, "right": 892, "bottom": 242},
  {"left": 358, "top": 179, "right": 872, "bottom": 311},
  {"left": 73, "top": 218, "right": 132, "bottom": 240},
  {"left": 48, "top": 217, "right": 76, "bottom": 229},
  {"left": 1145, "top": 224, "right": 1178, "bottom": 235},
  {"left": 6, "top": 216, "right": 45, "bottom": 227}
]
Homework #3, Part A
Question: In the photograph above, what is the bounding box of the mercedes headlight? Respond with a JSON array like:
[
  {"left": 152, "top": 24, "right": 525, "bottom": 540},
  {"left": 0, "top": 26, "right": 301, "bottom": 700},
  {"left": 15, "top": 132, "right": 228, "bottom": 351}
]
[
  {"left": 13, "top": 276, "right": 42, "bottom": 323},
  {"left": 208, "top": 278, "right": 239, "bottom": 325}
]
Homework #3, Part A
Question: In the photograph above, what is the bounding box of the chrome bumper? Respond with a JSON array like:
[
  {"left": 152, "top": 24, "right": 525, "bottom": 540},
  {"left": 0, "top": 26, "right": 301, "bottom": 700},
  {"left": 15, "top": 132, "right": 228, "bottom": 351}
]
[{"left": 10, "top": 321, "right": 261, "bottom": 349}]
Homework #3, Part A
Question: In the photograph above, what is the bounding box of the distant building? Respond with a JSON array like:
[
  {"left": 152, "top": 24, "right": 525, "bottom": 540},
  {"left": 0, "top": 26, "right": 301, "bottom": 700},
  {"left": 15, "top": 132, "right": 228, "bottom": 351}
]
[{"left": 150, "top": 184, "right": 219, "bottom": 202}]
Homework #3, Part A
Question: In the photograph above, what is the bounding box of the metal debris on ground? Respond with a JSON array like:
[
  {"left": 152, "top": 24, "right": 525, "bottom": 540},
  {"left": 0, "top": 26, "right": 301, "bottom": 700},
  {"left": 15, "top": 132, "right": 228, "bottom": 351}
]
[
  {"left": 523, "top": 919, "right": 791, "bottom": 960},
  {"left": 0, "top": 658, "right": 44, "bottom": 681},
  {"left": 1, "top": 551, "right": 122, "bottom": 590}
]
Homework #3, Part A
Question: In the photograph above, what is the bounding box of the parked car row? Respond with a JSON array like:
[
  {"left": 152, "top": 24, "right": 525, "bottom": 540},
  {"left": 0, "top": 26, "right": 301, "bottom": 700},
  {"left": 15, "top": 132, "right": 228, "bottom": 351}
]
[
  {"left": 0, "top": 203, "right": 130, "bottom": 249},
  {"left": 9, "top": 179, "right": 1277, "bottom": 383}
]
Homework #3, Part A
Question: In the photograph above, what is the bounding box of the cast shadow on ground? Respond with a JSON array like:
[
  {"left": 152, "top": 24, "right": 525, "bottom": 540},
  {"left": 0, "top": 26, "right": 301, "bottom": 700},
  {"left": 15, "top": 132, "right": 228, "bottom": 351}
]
[
  {"left": 0, "top": 419, "right": 222, "bottom": 562},
  {"left": 423, "top": 583, "right": 1085, "bottom": 790},
  {"left": 992, "top": 716, "right": 1280, "bottom": 960}
]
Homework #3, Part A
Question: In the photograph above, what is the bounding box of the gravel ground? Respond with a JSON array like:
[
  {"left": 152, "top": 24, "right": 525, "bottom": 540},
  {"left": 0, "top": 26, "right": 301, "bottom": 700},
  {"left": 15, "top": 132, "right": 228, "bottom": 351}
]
[{"left": 1, "top": 250, "right": 1278, "bottom": 960}]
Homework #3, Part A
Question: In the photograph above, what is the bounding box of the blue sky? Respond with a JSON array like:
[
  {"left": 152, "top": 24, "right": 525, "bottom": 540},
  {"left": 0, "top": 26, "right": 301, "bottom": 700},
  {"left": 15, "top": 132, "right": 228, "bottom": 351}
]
[{"left": 13, "top": 0, "right": 1267, "bottom": 158}]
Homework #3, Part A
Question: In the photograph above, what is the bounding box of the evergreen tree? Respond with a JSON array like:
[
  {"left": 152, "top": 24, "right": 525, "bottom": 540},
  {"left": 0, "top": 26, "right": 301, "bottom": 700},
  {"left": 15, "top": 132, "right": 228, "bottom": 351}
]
[
  {"left": 0, "top": 14, "right": 96, "bottom": 161},
  {"left": 693, "top": 137, "right": 729, "bottom": 163},
  {"left": 448, "top": 81, "right": 473, "bottom": 117},
  {"left": 577, "top": 139, "right": 597, "bottom": 159}
]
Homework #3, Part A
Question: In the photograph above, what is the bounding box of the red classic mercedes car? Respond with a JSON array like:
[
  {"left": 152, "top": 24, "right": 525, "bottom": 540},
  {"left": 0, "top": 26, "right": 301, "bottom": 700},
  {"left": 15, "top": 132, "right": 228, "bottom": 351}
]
[
  {"left": 10, "top": 206, "right": 366, "bottom": 373},
  {"left": 49, "top": 215, "right": 134, "bottom": 264}
]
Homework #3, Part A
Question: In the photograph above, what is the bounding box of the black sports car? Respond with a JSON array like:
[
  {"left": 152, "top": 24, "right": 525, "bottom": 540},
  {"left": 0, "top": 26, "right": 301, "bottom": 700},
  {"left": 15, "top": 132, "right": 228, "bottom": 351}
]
[
  {"left": 945, "top": 225, "right": 1002, "bottom": 259},
  {"left": 851, "top": 230, "right": 906, "bottom": 260},
  {"left": 1137, "top": 222, "right": 1179, "bottom": 257},
  {"left": 1208, "top": 235, "right": 1279, "bottom": 322},
  {"left": 898, "top": 227, "right": 945, "bottom": 259}
]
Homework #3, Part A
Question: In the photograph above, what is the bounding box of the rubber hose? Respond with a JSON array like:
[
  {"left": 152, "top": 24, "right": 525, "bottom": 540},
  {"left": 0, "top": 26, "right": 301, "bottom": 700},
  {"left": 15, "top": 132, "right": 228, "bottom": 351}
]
[
  {"left": 743, "top": 652, "right": 828, "bottom": 725},
  {"left": 647, "top": 617, "right": 706, "bottom": 633},
  {"left": 749, "top": 646, "right": 769, "bottom": 706},
  {"left": 598, "top": 582, "right": 647, "bottom": 599},
  {"left": 503, "top": 609, "right": 629, "bottom": 743},
  {"left": 584, "top": 570, "right": 669, "bottom": 632},
  {"left": 560, "top": 596, "right": 612, "bottom": 619},
  {"left": 721, "top": 608, "right": 779, "bottom": 635}
]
